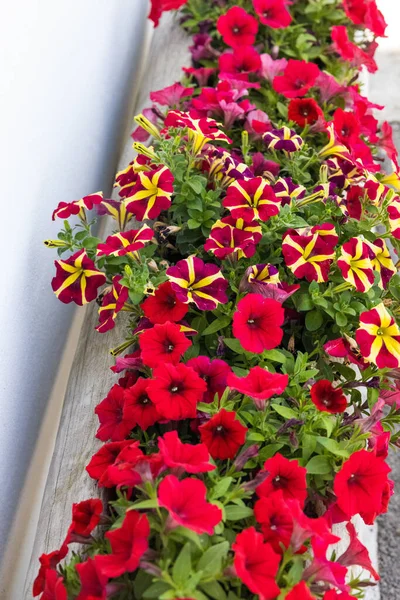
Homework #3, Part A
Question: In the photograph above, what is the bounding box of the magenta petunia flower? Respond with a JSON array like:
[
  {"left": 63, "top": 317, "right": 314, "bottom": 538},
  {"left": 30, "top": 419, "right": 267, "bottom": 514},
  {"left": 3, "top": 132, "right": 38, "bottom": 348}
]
[{"left": 232, "top": 293, "right": 284, "bottom": 353}]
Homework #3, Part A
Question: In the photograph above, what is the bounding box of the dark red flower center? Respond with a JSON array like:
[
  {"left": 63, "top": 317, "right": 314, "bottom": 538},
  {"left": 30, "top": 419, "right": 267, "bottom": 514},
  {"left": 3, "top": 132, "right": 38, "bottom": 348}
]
[
  {"left": 247, "top": 317, "right": 259, "bottom": 328},
  {"left": 294, "top": 78, "right": 305, "bottom": 89},
  {"left": 215, "top": 424, "right": 226, "bottom": 436},
  {"left": 232, "top": 25, "right": 241, "bottom": 34},
  {"left": 166, "top": 295, "right": 177, "bottom": 308},
  {"left": 272, "top": 474, "right": 287, "bottom": 488},
  {"left": 139, "top": 394, "right": 150, "bottom": 406},
  {"left": 170, "top": 382, "right": 182, "bottom": 394},
  {"left": 164, "top": 341, "right": 176, "bottom": 353}
]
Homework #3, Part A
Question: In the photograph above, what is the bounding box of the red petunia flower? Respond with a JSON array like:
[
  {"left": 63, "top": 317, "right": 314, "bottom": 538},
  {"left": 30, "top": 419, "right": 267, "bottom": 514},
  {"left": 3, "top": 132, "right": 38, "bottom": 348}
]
[
  {"left": 288, "top": 98, "right": 324, "bottom": 127},
  {"left": 40, "top": 570, "right": 67, "bottom": 600},
  {"left": 125, "top": 166, "right": 174, "bottom": 222},
  {"left": 33, "top": 544, "right": 69, "bottom": 596},
  {"left": 273, "top": 59, "right": 320, "bottom": 98},
  {"left": 148, "top": 0, "right": 189, "bottom": 27},
  {"left": 167, "top": 256, "right": 228, "bottom": 310},
  {"left": 227, "top": 366, "right": 288, "bottom": 409},
  {"left": 219, "top": 46, "right": 262, "bottom": 79},
  {"left": 141, "top": 281, "right": 188, "bottom": 325},
  {"left": 158, "top": 475, "right": 222, "bottom": 534},
  {"left": 199, "top": 408, "right": 247, "bottom": 460},
  {"left": 256, "top": 453, "right": 308, "bottom": 506},
  {"left": 310, "top": 380, "right": 347, "bottom": 414},
  {"left": 123, "top": 378, "right": 160, "bottom": 430},
  {"left": 186, "top": 356, "right": 232, "bottom": 403},
  {"left": 150, "top": 82, "right": 194, "bottom": 107},
  {"left": 139, "top": 321, "right": 191, "bottom": 368},
  {"left": 96, "top": 275, "right": 129, "bottom": 334},
  {"left": 147, "top": 363, "right": 206, "bottom": 420},
  {"left": 253, "top": 0, "right": 292, "bottom": 28},
  {"left": 51, "top": 249, "right": 106, "bottom": 306},
  {"left": 333, "top": 108, "right": 360, "bottom": 147},
  {"left": 254, "top": 490, "right": 293, "bottom": 554},
  {"left": 95, "top": 510, "right": 149, "bottom": 578},
  {"left": 232, "top": 527, "right": 280, "bottom": 599},
  {"left": 223, "top": 177, "right": 280, "bottom": 222},
  {"left": 343, "top": 0, "right": 387, "bottom": 37},
  {"left": 86, "top": 440, "right": 133, "bottom": 487},
  {"left": 76, "top": 558, "right": 108, "bottom": 600},
  {"left": 285, "top": 581, "right": 315, "bottom": 599},
  {"left": 232, "top": 293, "right": 284, "bottom": 353},
  {"left": 106, "top": 442, "right": 146, "bottom": 489},
  {"left": 158, "top": 431, "right": 215, "bottom": 473},
  {"left": 217, "top": 7, "right": 259, "bottom": 49},
  {"left": 52, "top": 192, "right": 103, "bottom": 221},
  {"left": 95, "top": 384, "right": 136, "bottom": 442},
  {"left": 331, "top": 25, "right": 378, "bottom": 74},
  {"left": 337, "top": 521, "right": 379, "bottom": 581},
  {"left": 71, "top": 499, "right": 103, "bottom": 537},
  {"left": 333, "top": 449, "right": 391, "bottom": 519}
]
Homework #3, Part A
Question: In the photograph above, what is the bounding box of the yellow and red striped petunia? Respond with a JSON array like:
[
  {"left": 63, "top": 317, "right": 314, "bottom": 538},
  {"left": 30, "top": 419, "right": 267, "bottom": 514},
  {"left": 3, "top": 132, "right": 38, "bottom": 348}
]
[
  {"left": 370, "top": 238, "right": 396, "bottom": 289},
  {"left": 125, "top": 166, "right": 174, "bottom": 222},
  {"left": 164, "top": 110, "right": 232, "bottom": 154},
  {"left": 387, "top": 197, "right": 400, "bottom": 239},
  {"left": 51, "top": 249, "right": 106, "bottom": 306},
  {"left": 282, "top": 225, "right": 337, "bottom": 283},
  {"left": 96, "top": 225, "right": 153, "bottom": 260},
  {"left": 356, "top": 303, "right": 400, "bottom": 369},
  {"left": 337, "top": 237, "right": 377, "bottom": 293},
  {"left": 223, "top": 177, "right": 280, "bottom": 222},
  {"left": 96, "top": 276, "right": 129, "bottom": 333}
]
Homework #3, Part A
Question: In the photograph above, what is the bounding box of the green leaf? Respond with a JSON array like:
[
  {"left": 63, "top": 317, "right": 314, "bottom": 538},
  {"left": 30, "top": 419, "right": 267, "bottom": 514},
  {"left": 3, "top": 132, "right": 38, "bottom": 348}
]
[
  {"left": 271, "top": 404, "right": 298, "bottom": 419},
  {"left": 305, "top": 310, "right": 323, "bottom": 332},
  {"left": 143, "top": 582, "right": 172, "bottom": 598},
  {"left": 212, "top": 477, "right": 233, "bottom": 500},
  {"left": 224, "top": 505, "right": 253, "bottom": 521},
  {"left": 187, "top": 219, "right": 201, "bottom": 229},
  {"left": 306, "top": 455, "right": 332, "bottom": 475},
  {"left": 171, "top": 526, "right": 203, "bottom": 550},
  {"left": 223, "top": 338, "right": 246, "bottom": 354},
  {"left": 130, "top": 499, "right": 158, "bottom": 510},
  {"left": 197, "top": 541, "right": 229, "bottom": 578},
  {"left": 202, "top": 317, "right": 231, "bottom": 336},
  {"left": 295, "top": 293, "right": 314, "bottom": 312},
  {"left": 316, "top": 414, "right": 335, "bottom": 437},
  {"left": 173, "top": 543, "right": 192, "bottom": 587},
  {"left": 262, "top": 349, "right": 289, "bottom": 364},
  {"left": 188, "top": 176, "right": 206, "bottom": 194},
  {"left": 335, "top": 312, "right": 348, "bottom": 327},
  {"left": 316, "top": 436, "right": 349, "bottom": 458},
  {"left": 200, "top": 581, "right": 227, "bottom": 600}
]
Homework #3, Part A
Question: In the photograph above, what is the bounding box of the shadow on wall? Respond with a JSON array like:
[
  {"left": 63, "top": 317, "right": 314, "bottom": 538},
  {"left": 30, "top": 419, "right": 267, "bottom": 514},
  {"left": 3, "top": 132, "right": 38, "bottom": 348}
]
[{"left": 0, "top": 0, "right": 149, "bottom": 567}]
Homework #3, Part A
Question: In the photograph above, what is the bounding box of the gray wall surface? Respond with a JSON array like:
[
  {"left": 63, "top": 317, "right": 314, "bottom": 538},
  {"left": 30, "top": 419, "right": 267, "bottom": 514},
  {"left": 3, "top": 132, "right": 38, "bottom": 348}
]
[{"left": 0, "top": 0, "right": 148, "bottom": 564}]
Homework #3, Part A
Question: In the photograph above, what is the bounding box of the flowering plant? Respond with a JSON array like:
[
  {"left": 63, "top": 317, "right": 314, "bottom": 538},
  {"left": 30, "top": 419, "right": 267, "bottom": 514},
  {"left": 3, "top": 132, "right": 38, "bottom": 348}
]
[{"left": 38, "top": 0, "right": 400, "bottom": 599}]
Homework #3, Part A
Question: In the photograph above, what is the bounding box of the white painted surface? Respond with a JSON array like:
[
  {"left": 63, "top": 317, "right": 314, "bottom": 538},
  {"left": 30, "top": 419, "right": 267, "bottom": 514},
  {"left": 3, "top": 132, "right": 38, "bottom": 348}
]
[{"left": 0, "top": 0, "right": 149, "bottom": 571}]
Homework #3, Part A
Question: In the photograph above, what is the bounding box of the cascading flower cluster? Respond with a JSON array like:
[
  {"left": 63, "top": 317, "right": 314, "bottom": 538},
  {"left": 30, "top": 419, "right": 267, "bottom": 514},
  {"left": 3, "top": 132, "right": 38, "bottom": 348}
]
[{"left": 38, "top": 1, "right": 400, "bottom": 599}]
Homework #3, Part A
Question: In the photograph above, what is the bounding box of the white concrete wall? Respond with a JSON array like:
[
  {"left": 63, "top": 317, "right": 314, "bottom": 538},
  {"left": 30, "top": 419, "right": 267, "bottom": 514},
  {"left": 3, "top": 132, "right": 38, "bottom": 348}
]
[{"left": 0, "top": 0, "right": 149, "bottom": 574}]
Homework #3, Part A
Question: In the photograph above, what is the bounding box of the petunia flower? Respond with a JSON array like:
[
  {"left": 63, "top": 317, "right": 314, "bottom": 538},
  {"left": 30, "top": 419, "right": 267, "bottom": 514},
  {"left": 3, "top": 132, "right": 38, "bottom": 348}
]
[
  {"left": 288, "top": 98, "right": 324, "bottom": 127},
  {"left": 387, "top": 197, "right": 400, "bottom": 239},
  {"left": 40, "top": 570, "right": 67, "bottom": 600},
  {"left": 217, "top": 6, "right": 259, "bottom": 49},
  {"left": 148, "top": 0, "right": 189, "bottom": 27},
  {"left": 125, "top": 166, "right": 174, "bottom": 222},
  {"left": 96, "top": 276, "right": 129, "bottom": 334},
  {"left": 157, "top": 475, "right": 222, "bottom": 534},
  {"left": 232, "top": 293, "right": 284, "bottom": 353},
  {"left": 370, "top": 238, "right": 396, "bottom": 289},
  {"left": 336, "top": 521, "right": 380, "bottom": 580},
  {"left": 356, "top": 303, "right": 400, "bottom": 369},
  {"left": 141, "top": 281, "right": 188, "bottom": 325},
  {"left": 333, "top": 449, "right": 391, "bottom": 519},
  {"left": 273, "top": 59, "right": 320, "bottom": 98},
  {"left": 52, "top": 192, "right": 103, "bottom": 222},
  {"left": 263, "top": 127, "right": 304, "bottom": 154},
  {"left": 33, "top": 544, "right": 69, "bottom": 596},
  {"left": 123, "top": 378, "right": 160, "bottom": 430},
  {"left": 337, "top": 237, "right": 377, "bottom": 292},
  {"left": 282, "top": 226, "right": 337, "bottom": 283},
  {"left": 86, "top": 440, "right": 133, "bottom": 487},
  {"left": 285, "top": 581, "right": 316, "bottom": 599},
  {"left": 323, "top": 336, "right": 369, "bottom": 370},
  {"left": 223, "top": 177, "right": 280, "bottom": 222},
  {"left": 95, "top": 384, "right": 136, "bottom": 442},
  {"left": 256, "top": 453, "right": 308, "bottom": 506},
  {"left": 204, "top": 219, "right": 258, "bottom": 259},
  {"left": 96, "top": 225, "right": 153, "bottom": 259},
  {"left": 219, "top": 46, "right": 262, "bottom": 80},
  {"left": 227, "top": 366, "right": 288, "bottom": 409},
  {"left": 302, "top": 537, "right": 349, "bottom": 592},
  {"left": 273, "top": 177, "right": 306, "bottom": 206},
  {"left": 95, "top": 510, "right": 149, "bottom": 578},
  {"left": 51, "top": 249, "right": 106, "bottom": 306},
  {"left": 166, "top": 256, "right": 228, "bottom": 310},
  {"left": 139, "top": 321, "right": 191, "bottom": 368},
  {"left": 147, "top": 362, "right": 206, "bottom": 420},
  {"left": 97, "top": 198, "right": 134, "bottom": 231},
  {"left": 106, "top": 442, "right": 148, "bottom": 489},
  {"left": 199, "top": 408, "right": 247, "bottom": 460},
  {"left": 331, "top": 25, "right": 378, "bottom": 74},
  {"left": 310, "top": 380, "right": 347, "bottom": 414},
  {"left": 164, "top": 110, "right": 232, "bottom": 154},
  {"left": 158, "top": 431, "right": 215, "bottom": 473},
  {"left": 150, "top": 82, "right": 194, "bottom": 107},
  {"left": 232, "top": 527, "right": 280, "bottom": 599},
  {"left": 253, "top": 0, "right": 292, "bottom": 28},
  {"left": 260, "top": 54, "right": 288, "bottom": 83},
  {"left": 254, "top": 490, "right": 293, "bottom": 554},
  {"left": 186, "top": 355, "right": 232, "bottom": 403},
  {"left": 76, "top": 558, "right": 108, "bottom": 600},
  {"left": 71, "top": 499, "right": 103, "bottom": 538}
]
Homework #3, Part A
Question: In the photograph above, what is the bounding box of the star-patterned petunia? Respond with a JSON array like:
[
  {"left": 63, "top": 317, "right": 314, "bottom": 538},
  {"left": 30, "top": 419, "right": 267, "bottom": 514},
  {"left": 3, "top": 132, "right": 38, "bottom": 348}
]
[
  {"left": 166, "top": 256, "right": 228, "bottom": 310},
  {"left": 125, "top": 165, "right": 174, "bottom": 221},
  {"left": 282, "top": 226, "right": 336, "bottom": 283},
  {"left": 387, "top": 197, "right": 400, "bottom": 239},
  {"left": 96, "top": 276, "right": 129, "bottom": 333},
  {"left": 51, "top": 249, "right": 106, "bottom": 306},
  {"left": 370, "top": 238, "right": 396, "bottom": 289},
  {"left": 96, "top": 225, "right": 153, "bottom": 259},
  {"left": 223, "top": 177, "right": 280, "bottom": 222},
  {"left": 164, "top": 110, "right": 232, "bottom": 154},
  {"left": 52, "top": 192, "right": 103, "bottom": 222},
  {"left": 356, "top": 303, "right": 400, "bottom": 369},
  {"left": 337, "top": 237, "right": 377, "bottom": 293}
]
